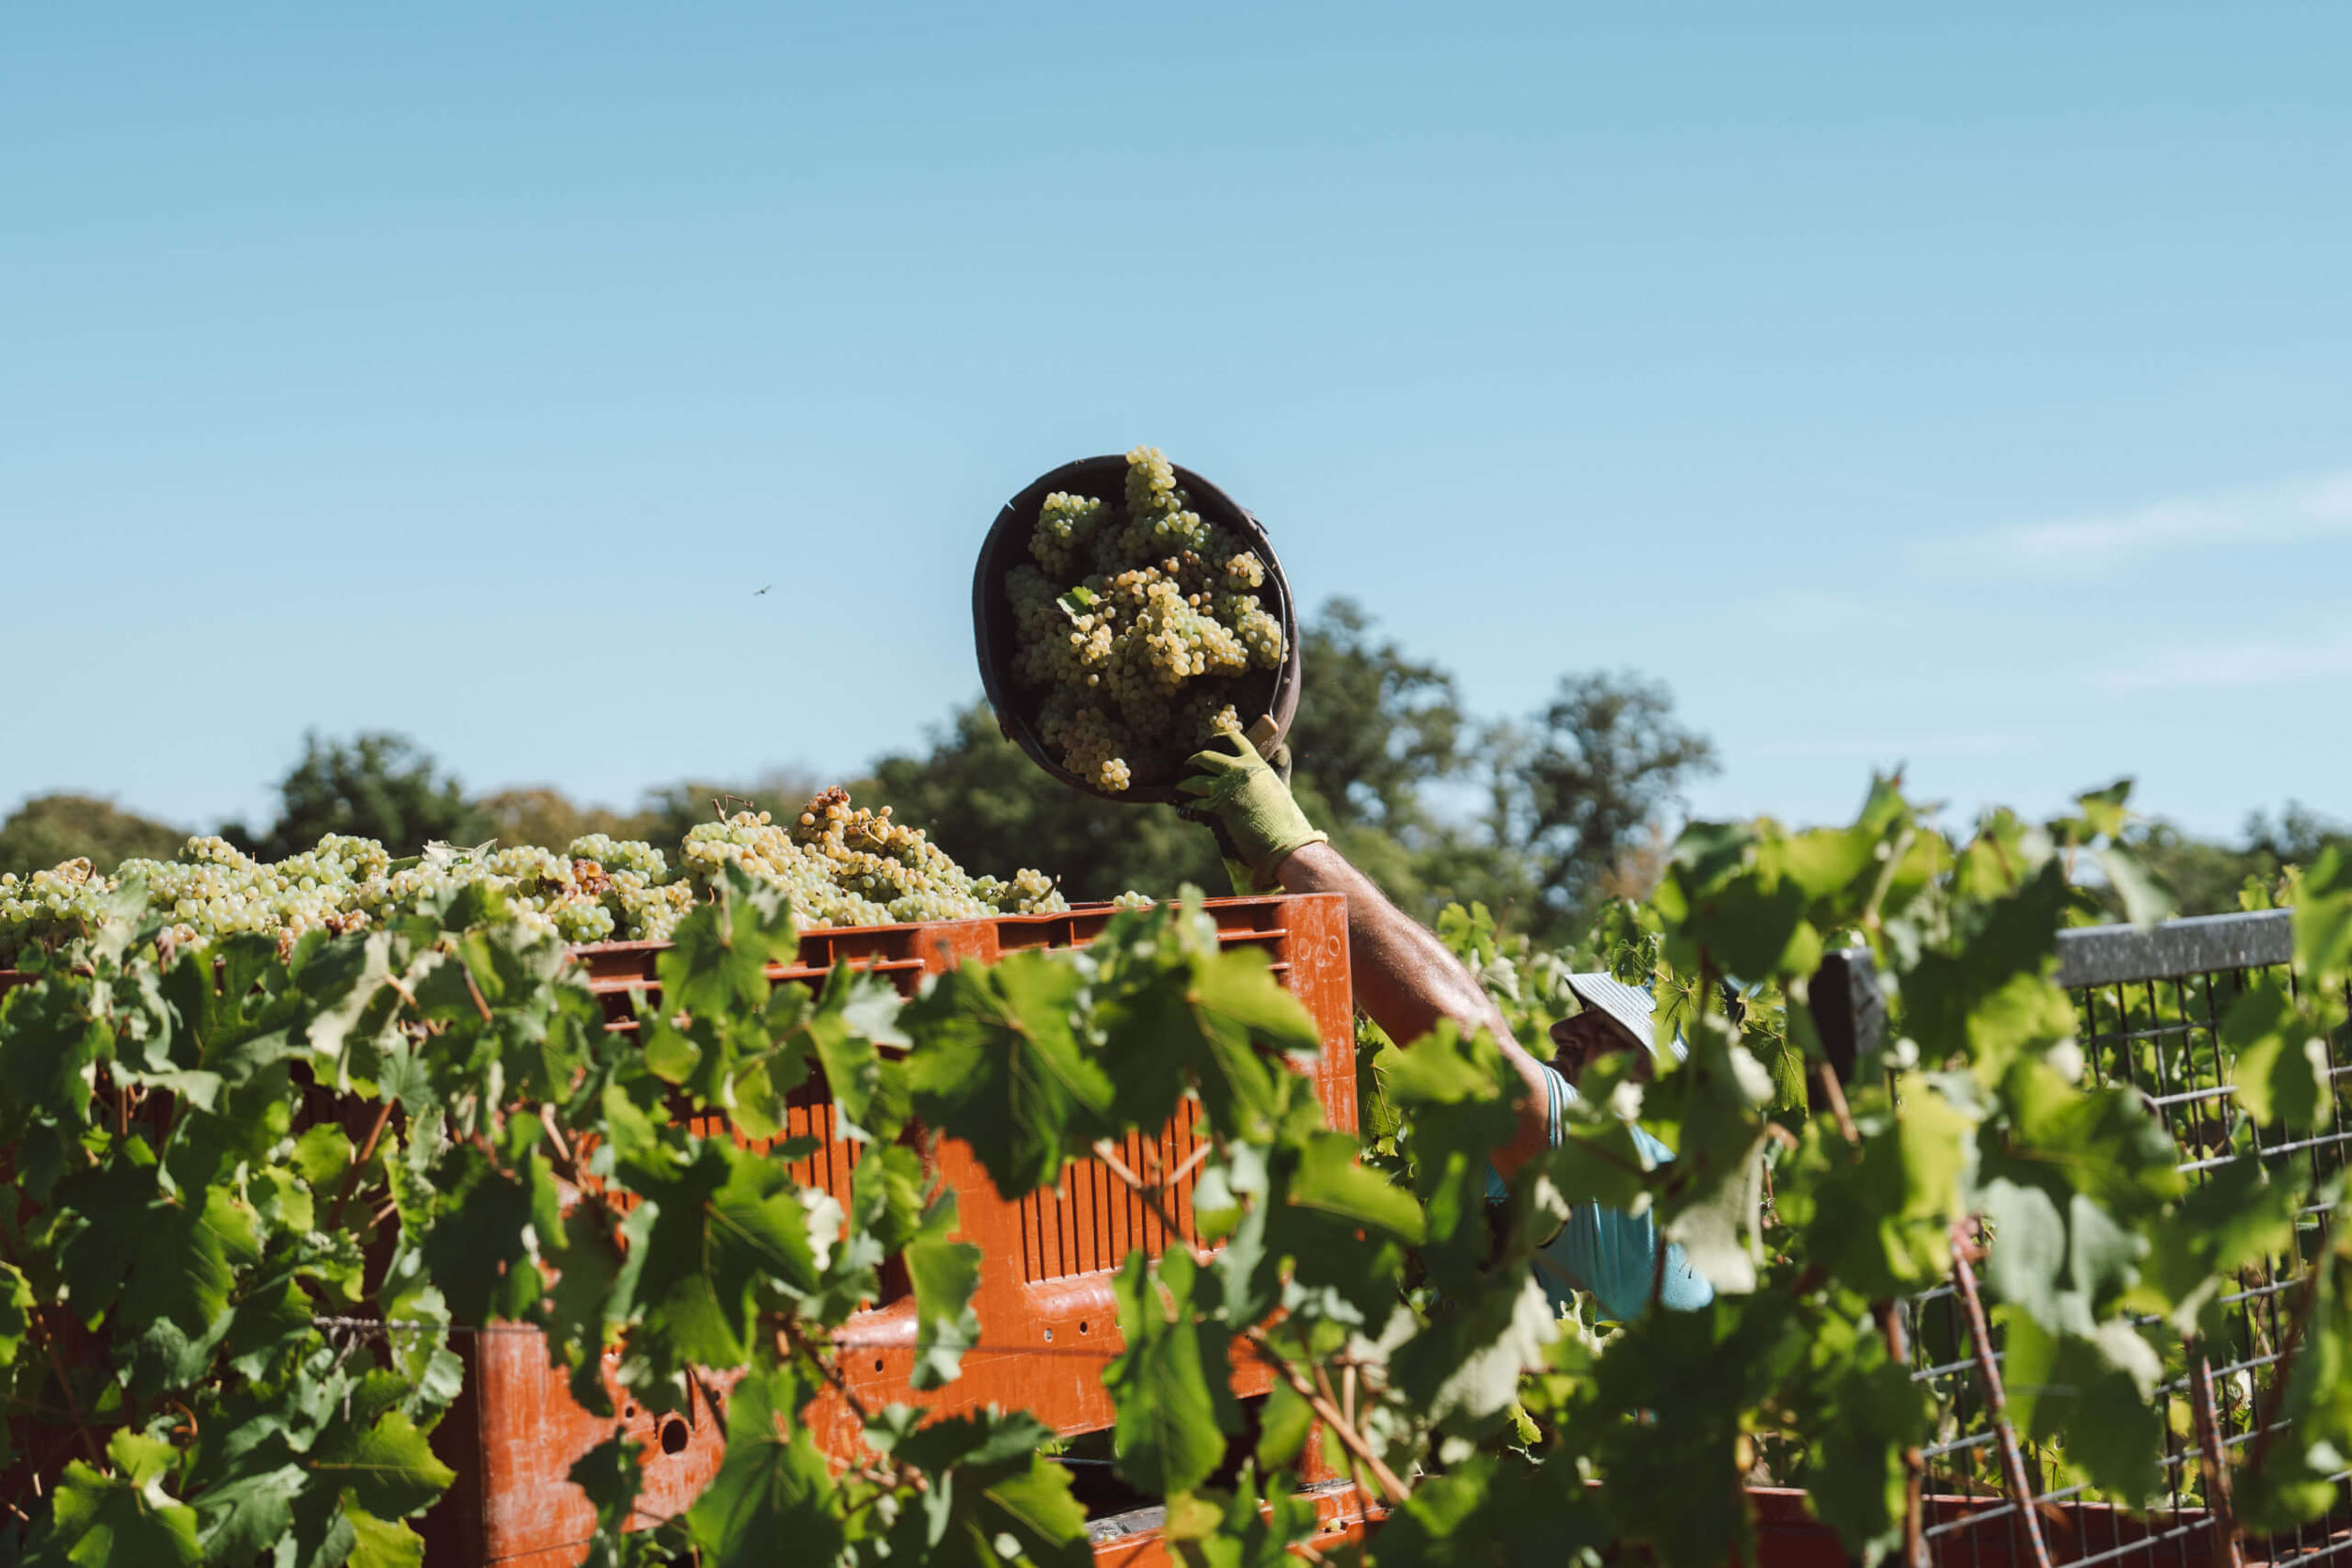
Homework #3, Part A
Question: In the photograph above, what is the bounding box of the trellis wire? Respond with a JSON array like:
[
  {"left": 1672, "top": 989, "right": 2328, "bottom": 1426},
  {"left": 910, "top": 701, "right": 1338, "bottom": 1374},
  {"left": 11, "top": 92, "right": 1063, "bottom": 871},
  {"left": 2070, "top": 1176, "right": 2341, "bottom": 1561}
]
[{"left": 1891, "top": 911, "right": 2351, "bottom": 1568}]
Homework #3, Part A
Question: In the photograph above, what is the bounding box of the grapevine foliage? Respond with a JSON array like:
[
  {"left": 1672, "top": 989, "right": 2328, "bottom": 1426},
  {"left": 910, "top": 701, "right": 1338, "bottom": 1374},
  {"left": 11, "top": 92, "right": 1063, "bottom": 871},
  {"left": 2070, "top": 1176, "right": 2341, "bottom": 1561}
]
[{"left": 0, "top": 778, "right": 2345, "bottom": 1566}]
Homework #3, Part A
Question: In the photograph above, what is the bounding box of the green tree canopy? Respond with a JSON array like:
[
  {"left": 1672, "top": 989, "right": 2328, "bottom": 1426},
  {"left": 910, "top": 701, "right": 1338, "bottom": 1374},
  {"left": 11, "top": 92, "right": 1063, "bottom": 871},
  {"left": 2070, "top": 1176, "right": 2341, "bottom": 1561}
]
[
  {"left": 2249, "top": 800, "right": 2352, "bottom": 865},
  {"left": 1468, "top": 672, "right": 1720, "bottom": 937},
  {"left": 0, "top": 794, "right": 185, "bottom": 877},
  {"left": 2121, "top": 800, "right": 2352, "bottom": 916},
  {"left": 4, "top": 605, "right": 1723, "bottom": 935},
  {"left": 860, "top": 703, "right": 1223, "bottom": 903},
  {"left": 228, "top": 731, "right": 480, "bottom": 861},
  {"left": 473, "top": 787, "right": 651, "bottom": 855},
  {"left": 1283, "top": 596, "right": 1466, "bottom": 834}
]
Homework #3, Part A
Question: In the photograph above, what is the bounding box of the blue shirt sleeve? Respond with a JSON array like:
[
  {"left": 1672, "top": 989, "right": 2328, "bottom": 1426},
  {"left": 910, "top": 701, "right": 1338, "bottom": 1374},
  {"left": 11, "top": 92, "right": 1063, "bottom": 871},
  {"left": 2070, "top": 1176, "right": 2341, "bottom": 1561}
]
[{"left": 1490, "top": 1063, "right": 1715, "bottom": 1321}]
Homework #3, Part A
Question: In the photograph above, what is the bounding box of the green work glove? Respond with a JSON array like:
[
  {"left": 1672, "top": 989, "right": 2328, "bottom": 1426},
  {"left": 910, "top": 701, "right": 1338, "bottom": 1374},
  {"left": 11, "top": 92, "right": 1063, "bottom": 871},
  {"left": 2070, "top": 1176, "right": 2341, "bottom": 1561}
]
[{"left": 1176, "top": 724, "right": 1327, "bottom": 894}]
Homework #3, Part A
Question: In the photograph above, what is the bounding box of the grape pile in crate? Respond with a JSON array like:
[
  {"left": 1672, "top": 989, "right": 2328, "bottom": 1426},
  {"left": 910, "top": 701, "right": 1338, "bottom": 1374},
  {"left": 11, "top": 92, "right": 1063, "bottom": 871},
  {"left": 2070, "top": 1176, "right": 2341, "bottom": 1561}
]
[{"left": 0, "top": 785, "right": 1066, "bottom": 963}]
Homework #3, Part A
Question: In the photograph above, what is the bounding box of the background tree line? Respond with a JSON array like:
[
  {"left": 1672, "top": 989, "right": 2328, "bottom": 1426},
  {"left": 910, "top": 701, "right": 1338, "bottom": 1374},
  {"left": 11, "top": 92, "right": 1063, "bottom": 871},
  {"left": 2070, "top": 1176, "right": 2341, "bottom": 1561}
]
[{"left": 3, "top": 597, "right": 2340, "bottom": 942}]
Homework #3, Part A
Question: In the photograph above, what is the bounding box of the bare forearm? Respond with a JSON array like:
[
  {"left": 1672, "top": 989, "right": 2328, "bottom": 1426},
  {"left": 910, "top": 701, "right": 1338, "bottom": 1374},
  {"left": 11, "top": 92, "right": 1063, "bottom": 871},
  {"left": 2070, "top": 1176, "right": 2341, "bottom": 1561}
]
[
  {"left": 1274, "top": 842, "right": 1553, "bottom": 1174},
  {"left": 1274, "top": 844, "right": 1502, "bottom": 1044}
]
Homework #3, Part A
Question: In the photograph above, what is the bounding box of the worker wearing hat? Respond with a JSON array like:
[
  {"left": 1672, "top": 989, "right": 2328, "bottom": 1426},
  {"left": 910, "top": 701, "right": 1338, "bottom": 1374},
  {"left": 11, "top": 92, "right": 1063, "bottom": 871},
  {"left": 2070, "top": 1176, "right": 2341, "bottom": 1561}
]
[
  {"left": 1180, "top": 728, "right": 1712, "bottom": 1322},
  {"left": 1511, "top": 974, "right": 1712, "bottom": 1320}
]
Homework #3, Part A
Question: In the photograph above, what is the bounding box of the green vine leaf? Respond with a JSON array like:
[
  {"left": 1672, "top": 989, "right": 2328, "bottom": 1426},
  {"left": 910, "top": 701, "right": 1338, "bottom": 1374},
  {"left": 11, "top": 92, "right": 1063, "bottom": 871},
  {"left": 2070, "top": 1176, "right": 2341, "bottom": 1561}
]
[
  {"left": 309, "top": 1410, "right": 454, "bottom": 1521},
  {"left": 905, "top": 1191, "right": 982, "bottom": 1390},
  {"left": 626, "top": 1136, "right": 820, "bottom": 1370},
  {"left": 1104, "top": 1248, "right": 1235, "bottom": 1497},
  {"left": 687, "top": 1365, "right": 843, "bottom": 1567},
  {"left": 46, "top": 1431, "right": 201, "bottom": 1568},
  {"left": 888, "top": 1411, "right": 1090, "bottom": 1567},
  {"left": 903, "top": 951, "right": 1110, "bottom": 1197}
]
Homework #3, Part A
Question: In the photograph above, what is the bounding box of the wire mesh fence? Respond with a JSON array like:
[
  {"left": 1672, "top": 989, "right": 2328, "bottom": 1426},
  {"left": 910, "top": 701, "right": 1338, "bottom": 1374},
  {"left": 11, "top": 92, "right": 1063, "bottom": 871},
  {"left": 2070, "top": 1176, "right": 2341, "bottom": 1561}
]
[{"left": 1897, "top": 910, "right": 2350, "bottom": 1568}]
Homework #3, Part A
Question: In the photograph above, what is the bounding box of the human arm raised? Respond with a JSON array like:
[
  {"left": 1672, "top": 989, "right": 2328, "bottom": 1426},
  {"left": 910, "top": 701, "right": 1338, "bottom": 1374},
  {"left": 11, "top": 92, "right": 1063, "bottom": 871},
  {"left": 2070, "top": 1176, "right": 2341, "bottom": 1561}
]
[
  {"left": 1176, "top": 727, "right": 1555, "bottom": 1175},
  {"left": 1270, "top": 842, "right": 1556, "bottom": 1176}
]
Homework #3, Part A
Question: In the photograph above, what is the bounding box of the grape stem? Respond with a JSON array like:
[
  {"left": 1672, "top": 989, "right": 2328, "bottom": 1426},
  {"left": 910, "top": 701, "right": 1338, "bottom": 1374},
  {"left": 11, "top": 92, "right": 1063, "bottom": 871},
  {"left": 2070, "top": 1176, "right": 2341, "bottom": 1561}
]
[{"left": 2186, "top": 1353, "right": 2246, "bottom": 1567}]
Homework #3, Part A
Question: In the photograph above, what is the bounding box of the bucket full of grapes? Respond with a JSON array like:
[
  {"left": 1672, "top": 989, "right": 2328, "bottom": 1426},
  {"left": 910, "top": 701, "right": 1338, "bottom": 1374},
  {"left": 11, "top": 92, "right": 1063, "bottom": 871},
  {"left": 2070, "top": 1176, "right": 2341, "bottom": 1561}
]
[{"left": 972, "top": 448, "right": 1302, "bottom": 805}]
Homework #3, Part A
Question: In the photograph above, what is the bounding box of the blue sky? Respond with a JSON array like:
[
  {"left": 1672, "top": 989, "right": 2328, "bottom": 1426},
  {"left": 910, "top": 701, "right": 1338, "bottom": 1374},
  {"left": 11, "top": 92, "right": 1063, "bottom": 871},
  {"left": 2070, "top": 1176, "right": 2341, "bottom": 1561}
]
[{"left": 5, "top": 4, "right": 2345, "bottom": 842}]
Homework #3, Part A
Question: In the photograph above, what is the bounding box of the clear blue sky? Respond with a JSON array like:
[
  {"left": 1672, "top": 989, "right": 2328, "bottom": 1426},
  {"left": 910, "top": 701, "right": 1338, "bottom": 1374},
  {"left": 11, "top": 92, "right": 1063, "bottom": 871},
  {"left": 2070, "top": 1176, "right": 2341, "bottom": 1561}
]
[{"left": 5, "top": 4, "right": 2345, "bottom": 842}]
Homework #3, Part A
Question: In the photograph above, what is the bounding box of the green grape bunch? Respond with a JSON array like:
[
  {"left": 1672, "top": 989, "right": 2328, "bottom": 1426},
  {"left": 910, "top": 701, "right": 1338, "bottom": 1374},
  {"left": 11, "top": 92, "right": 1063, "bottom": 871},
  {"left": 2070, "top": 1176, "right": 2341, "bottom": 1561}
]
[
  {"left": 0, "top": 785, "right": 1070, "bottom": 963},
  {"left": 677, "top": 786, "right": 1065, "bottom": 935},
  {"left": 1003, "top": 446, "right": 1285, "bottom": 792}
]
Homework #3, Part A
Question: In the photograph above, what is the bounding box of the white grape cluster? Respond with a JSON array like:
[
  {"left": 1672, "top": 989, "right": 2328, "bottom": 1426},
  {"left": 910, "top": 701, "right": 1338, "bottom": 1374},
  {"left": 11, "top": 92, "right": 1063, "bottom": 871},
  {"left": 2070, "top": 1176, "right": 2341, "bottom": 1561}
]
[
  {"left": 566, "top": 834, "right": 669, "bottom": 881},
  {"left": 153, "top": 833, "right": 390, "bottom": 946},
  {"left": 0, "top": 837, "right": 644, "bottom": 958},
  {"left": 0, "top": 787, "right": 1073, "bottom": 965},
  {"left": 1030, "top": 491, "right": 1109, "bottom": 578},
  {"left": 359, "top": 843, "right": 625, "bottom": 944},
  {"left": 1003, "top": 447, "right": 1283, "bottom": 791},
  {"left": 679, "top": 788, "right": 1066, "bottom": 931},
  {"left": 0, "top": 860, "right": 114, "bottom": 957}
]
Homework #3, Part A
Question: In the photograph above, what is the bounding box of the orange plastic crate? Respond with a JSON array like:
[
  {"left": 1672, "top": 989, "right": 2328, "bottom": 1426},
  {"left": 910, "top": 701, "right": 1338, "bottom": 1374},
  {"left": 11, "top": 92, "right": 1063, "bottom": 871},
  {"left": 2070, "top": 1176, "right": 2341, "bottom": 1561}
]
[{"left": 426, "top": 893, "right": 1357, "bottom": 1566}]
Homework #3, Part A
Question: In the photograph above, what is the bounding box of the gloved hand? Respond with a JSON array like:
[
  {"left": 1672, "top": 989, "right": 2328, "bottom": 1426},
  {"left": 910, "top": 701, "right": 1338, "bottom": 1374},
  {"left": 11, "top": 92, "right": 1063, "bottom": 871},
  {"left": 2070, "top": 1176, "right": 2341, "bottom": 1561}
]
[{"left": 1176, "top": 723, "right": 1327, "bottom": 894}]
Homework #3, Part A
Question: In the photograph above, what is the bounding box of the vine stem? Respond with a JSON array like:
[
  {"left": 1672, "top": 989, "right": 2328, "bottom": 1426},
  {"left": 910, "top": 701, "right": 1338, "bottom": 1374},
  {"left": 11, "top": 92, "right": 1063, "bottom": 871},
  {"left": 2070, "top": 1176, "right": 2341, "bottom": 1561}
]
[
  {"left": 537, "top": 1103, "right": 575, "bottom": 1166},
  {"left": 686, "top": 1365, "right": 728, "bottom": 1434},
  {"left": 1090, "top": 1139, "right": 1144, "bottom": 1191},
  {"left": 1656, "top": 956, "right": 1722, "bottom": 1313},
  {"left": 1820, "top": 1001, "right": 1920, "bottom": 1565},
  {"left": 1815, "top": 1060, "right": 1859, "bottom": 1148},
  {"left": 1160, "top": 1139, "right": 1214, "bottom": 1194},
  {"left": 1089, "top": 1142, "right": 1409, "bottom": 1507},
  {"left": 1874, "top": 1299, "right": 1927, "bottom": 1568},
  {"left": 0, "top": 1229, "right": 104, "bottom": 1469},
  {"left": 777, "top": 1318, "right": 933, "bottom": 1499},
  {"left": 1949, "top": 1222, "right": 2055, "bottom": 1568},
  {"left": 1316, "top": 1353, "right": 1388, "bottom": 1529},
  {"left": 460, "top": 962, "right": 496, "bottom": 1023},
  {"left": 1247, "top": 1327, "right": 1408, "bottom": 1506},
  {"left": 2186, "top": 1352, "right": 2246, "bottom": 1568},
  {"left": 322, "top": 1098, "right": 397, "bottom": 1233},
  {"left": 1860, "top": 824, "right": 1917, "bottom": 937},
  {"left": 781, "top": 1316, "right": 874, "bottom": 1429},
  {"left": 2245, "top": 1213, "right": 2329, "bottom": 1479}
]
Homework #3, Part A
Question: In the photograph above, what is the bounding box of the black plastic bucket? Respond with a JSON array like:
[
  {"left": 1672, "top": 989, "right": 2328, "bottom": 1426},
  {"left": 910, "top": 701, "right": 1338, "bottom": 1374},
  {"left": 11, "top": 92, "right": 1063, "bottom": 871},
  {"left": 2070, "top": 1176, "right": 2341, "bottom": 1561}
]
[{"left": 972, "top": 454, "right": 1302, "bottom": 805}]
